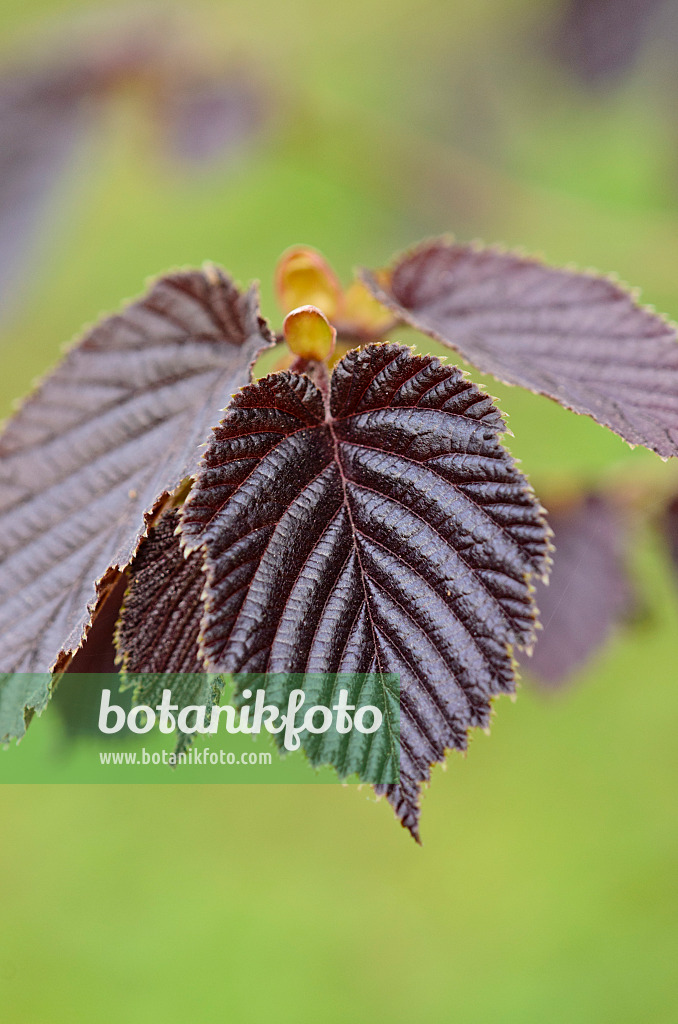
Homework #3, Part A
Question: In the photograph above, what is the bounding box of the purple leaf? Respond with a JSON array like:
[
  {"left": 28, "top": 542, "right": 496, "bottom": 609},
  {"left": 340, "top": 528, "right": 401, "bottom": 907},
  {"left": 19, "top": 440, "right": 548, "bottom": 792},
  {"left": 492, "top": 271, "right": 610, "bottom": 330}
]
[
  {"left": 49, "top": 570, "right": 128, "bottom": 740},
  {"left": 160, "top": 74, "right": 266, "bottom": 168},
  {"left": 522, "top": 493, "right": 634, "bottom": 686},
  {"left": 117, "top": 508, "right": 205, "bottom": 675},
  {"left": 64, "top": 570, "right": 129, "bottom": 676},
  {"left": 0, "top": 22, "right": 269, "bottom": 320},
  {"left": 661, "top": 493, "right": 678, "bottom": 575},
  {"left": 363, "top": 239, "right": 678, "bottom": 458},
  {"left": 0, "top": 62, "right": 94, "bottom": 320},
  {"left": 181, "top": 343, "right": 550, "bottom": 839},
  {"left": 551, "top": 0, "right": 669, "bottom": 85},
  {"left": 116, "top": 506, "right": 220, "bottom": 755},
  {"left": 0, "top": 24, "right": 167, "bottom": 322},
  {"left": 0, "top": 267, "right": 274, "bottom": 693}
]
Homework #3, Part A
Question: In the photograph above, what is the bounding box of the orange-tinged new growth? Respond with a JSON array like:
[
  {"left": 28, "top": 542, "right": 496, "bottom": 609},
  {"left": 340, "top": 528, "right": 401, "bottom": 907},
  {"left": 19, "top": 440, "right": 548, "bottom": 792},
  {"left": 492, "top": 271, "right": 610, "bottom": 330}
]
[
  {"left": 341, "top": 278, "right": 395, "bottom": 335},
  {"left": 275, "top": 246, "right": 342, "bottom": 319},
  {"left": 283, "top": 305, "right": 336, "bottom": 362}
]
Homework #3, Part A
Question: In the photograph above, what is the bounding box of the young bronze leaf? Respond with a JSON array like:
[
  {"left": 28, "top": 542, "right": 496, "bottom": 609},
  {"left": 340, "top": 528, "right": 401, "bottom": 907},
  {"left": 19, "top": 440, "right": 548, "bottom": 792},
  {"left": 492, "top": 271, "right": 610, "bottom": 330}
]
[
  {"left": 520, "top": 494, "right": 634, "bottom": 687},
  {"left": 0, "top": 267, "right": 274, "bottom": 721},
  {"left": 182, "top": 343, "right": 551, "bottom": 839},
  {"left": 363, "top": 240, "right": 678, "bottom": 458}
]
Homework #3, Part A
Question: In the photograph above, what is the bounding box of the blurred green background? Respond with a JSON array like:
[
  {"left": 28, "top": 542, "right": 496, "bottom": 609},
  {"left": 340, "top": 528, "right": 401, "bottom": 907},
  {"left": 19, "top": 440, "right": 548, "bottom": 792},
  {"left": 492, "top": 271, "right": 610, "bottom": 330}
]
[{"left": 1, "top": 0, "right": 677, "bottom": 1021}]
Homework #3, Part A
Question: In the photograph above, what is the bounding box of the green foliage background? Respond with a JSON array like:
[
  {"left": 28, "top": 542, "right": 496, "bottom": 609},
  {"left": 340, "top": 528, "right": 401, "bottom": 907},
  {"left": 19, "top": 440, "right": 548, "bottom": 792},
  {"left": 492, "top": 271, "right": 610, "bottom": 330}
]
[{"left": 1, "top": 0, "right": 677, "bottom": 1020}]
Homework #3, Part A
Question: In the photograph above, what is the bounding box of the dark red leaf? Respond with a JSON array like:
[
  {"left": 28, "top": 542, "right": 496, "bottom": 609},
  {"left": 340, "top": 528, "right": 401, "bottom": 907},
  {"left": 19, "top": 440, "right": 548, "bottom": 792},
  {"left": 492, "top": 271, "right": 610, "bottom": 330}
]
[
  {"left": 64, "top": 570, "right": 129, "bottom": 675},
  {"left": 363, "top": 239, "right": 678, "bottom": 458},
  {"left": 0, "top": 267, "right": 273, "bottom": 688},
  {"left": 181, "top": 343, "right": 550, "bottom": 838},
  {"left": 116, "top": 506, "right": 220, "bottom": 754},
  {"left": 117, "top": 508, "right": 205, "bottom": 675},
  {"left": 50, "top": 570, "right": 129, "bottom": 741},
  {"left": 521, "top": 493, "right": 635, "bottom": 686}
]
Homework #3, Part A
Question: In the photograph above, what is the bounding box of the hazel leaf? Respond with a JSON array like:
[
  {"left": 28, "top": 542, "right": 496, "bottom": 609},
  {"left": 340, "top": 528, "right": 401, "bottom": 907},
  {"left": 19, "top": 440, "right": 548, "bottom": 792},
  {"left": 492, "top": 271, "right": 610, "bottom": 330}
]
[
  {"left": 551, "top": 0, "right": 668, "bottom": 86},
  {"left": 233, "top": 671, "right": 401, "bottom": 786},
  {"left": 0, "top": 671, "right": 52, "bottom": 746},
  {"left": 160, "top": 72, "right": 267, "bottom": 168},
  {"left": 0, "top": 265, "right": 274, "bottom": 729},
  {"left": 0, "top": 61, "right": 95, "bottom": 321},
  {"left": 521, "top": 493, "right": 635, "bottom": 687},
  {"left": 0, "top": 23, "right": 167, "bottom": 322},
  {"left": 117, "top": 509, "right": 205, "bottom": 676},
  {"left": 181, "top": 343, "right": 551, "bottom": 839},
  {"left": 661, "top": 494, "right": 678, "bottom": 577},
  {"left": 116, "top": 507, "right": 221, "bottom": 754},
  {"left": 363, "top": 239, "right": 678, "bottom": 459}
]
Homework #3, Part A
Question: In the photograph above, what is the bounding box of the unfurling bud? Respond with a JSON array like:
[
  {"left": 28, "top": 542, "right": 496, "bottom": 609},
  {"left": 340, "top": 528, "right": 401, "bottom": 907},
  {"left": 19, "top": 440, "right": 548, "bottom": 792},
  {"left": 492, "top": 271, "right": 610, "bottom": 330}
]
[
  {"left": 275, "top": 246, "right": 342, "bottom": 319},
  {"left": 283, "top": 305, "right": 336, "bottom": 363},
  {"left": 341, "top": 278, "right": 395, "bottom": 336}
]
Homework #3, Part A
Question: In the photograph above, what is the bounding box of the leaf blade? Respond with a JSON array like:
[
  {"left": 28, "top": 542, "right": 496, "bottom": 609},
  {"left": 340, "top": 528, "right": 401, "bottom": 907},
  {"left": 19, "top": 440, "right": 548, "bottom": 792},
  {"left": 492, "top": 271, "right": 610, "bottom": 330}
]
[
  {"left": 0, "top": 267, "right": 273, "bottom": 706},
  {"left": 0, "top": 672, "right": 52, "bottom": 746},
  {"left": 521, "top": 493, "right": 635, "bottom": 687},
  {"left": 363, "top": 239, "right": 678, "bottom": 458},
  {"left": 182, "top": 343, "right": 551, "bottom": 837},
  {"left": 233, "top": 671, "right": 401, "bottom": 786},
  {"left": 116, "top": 507, "right": 223, "bottom": 755}
]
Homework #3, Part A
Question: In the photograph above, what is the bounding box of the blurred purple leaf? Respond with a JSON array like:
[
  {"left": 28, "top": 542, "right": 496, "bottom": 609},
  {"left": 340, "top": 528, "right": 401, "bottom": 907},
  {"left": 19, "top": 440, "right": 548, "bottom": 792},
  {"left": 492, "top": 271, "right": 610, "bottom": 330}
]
[
  {"left": 552, "top": 0, "right": 669, "bottom": 85},
  {"left": 159, "top": 74, "right": 266, "bottom": 167},
  {"left": 522, "top": 494, "right": 635, "bottom": 687},
  {"left": 660, "top": 493, "right": 678, "bottom": 572},
  {"left": 0, "top": 62, "right": 97, "bottom": 322},
  {"left": 0, "top": 20, "right": 167, "bottom": 322},
  {"left": 0, "top": 21, "right": 270, "bottom": 322}
]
